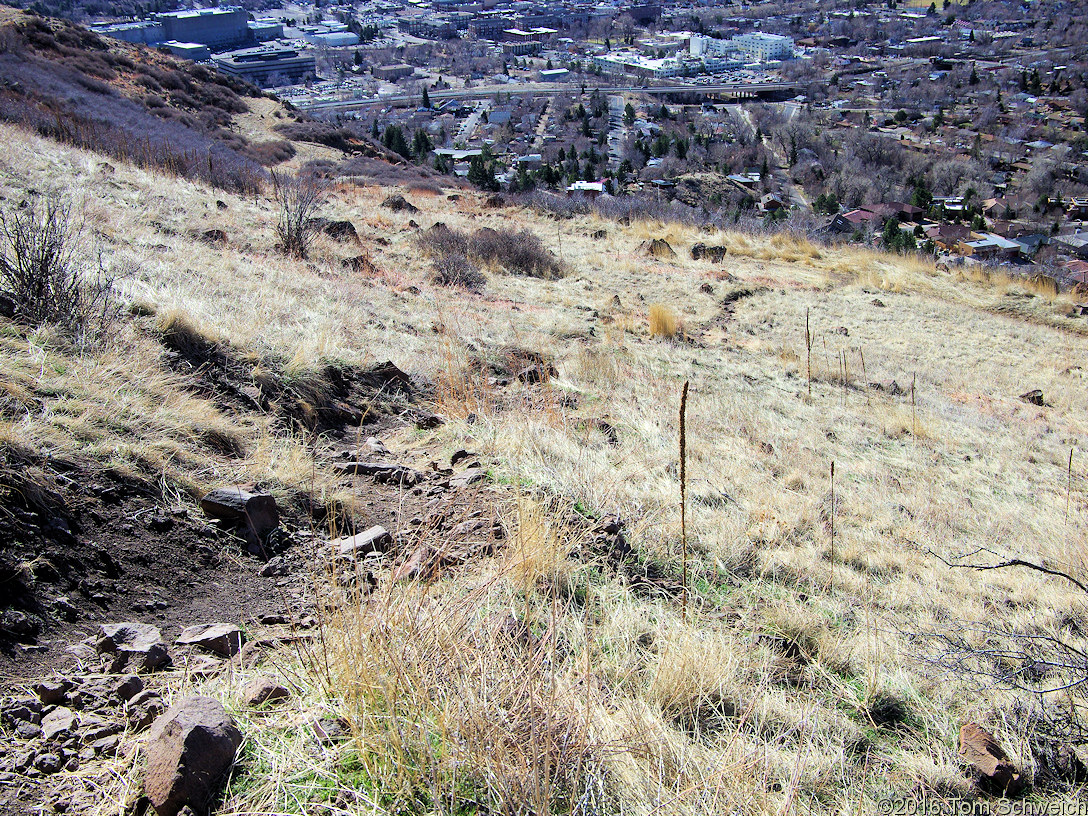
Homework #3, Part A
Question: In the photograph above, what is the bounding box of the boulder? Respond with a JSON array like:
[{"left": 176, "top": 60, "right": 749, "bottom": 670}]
[
  {"left": 381, "top": 194, "right": 418, "bottom": 213},
  {"left": 199, "top": 487, "right": 279, "bottom": 538},
  {"left": 958, "top": 722, "right": 1024, "bottom": 796},
  {"left": 97, "top": 623, "right": 170, "bottom": 671},
  {"left": 334, "top": 526, "right": 393, "bottom": 559},
  {"left": 691, "top": 243, "right": 728, "bottom": 262},
  {"left": 317, "top": 219, "right": 358, "bottom": 242},
  {"left": 642, "top": 238, "right": 676, "bottom": 259},
  {"left": 144, "top": 696, "right": 242, "bottom": 816},
  {"left": 1019, "top": 389, "right": 1045, "bottom": 406},
  {"left": 176, "top": 624, "right": 246, "bottom": 657},
  {"left": 243, "top": 677, "right": 289, "bottom": 708}
]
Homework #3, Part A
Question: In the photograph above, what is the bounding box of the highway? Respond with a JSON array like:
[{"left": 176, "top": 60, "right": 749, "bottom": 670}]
[{"left": 297, "top": 81, "right": 802, "bottom": 113}]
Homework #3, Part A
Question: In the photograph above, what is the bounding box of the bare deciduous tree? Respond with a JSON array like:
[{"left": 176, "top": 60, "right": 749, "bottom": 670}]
[{"left": 272, "top": 170, "right": 325, "bottom": 259}]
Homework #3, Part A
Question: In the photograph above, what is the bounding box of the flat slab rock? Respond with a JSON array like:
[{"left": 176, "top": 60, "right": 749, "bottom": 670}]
[
  {"left": 958, "top": 722, "right": 1024, "bottom": 795},
  {"left": 334, "top": 526, "right": 393, "bottom": 558},
  {"left": 176, "top": 624, "right": 246, "bottom": 657}
]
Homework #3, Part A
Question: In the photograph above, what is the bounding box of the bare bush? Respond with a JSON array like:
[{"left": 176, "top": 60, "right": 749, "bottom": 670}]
[
  {"left": 431, "top": 250, "right": 485, "bottom": 290},
  {"left": 271, "top": 170, "right": 325, "bottom": 259},
  {"left": 470, "top": 227, "right": 565, "bottom": 279},
  {"left": 0, "top": 194, "right": 121, "bottom": 346}
]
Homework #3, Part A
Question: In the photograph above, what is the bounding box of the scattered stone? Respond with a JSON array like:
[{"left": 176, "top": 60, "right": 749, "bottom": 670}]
[
  {"left": 215, "top": 200, "right": 227, "bottom": 210},
  {"left": 333, "top": 461, "right": 422, "bottom": 485},
  {"left": 257, "top": 613, "right": 287, "bottom": 625},
  {"left": 699, "top": 282, "right": 714, "bottom": 294},
  {"left": 33, "top": 752, "right": 63, "bottom": 775},
  {"left": 200, "top": 229, "right": 227, "bottom": 245},
  {"left": 381, "top": 194, "right": 418, "bottom": 213},
  {"left": 691, "top": 243, "right": 728, "bottom": 262},
  {"left": 41, "top": 707, "right": 77, "bottom": 741},
  {"left": 199, "top": 486, "right": 280, "bottom": 538},
  {"left": 334, "top": 526, "right": 393, "bottom": 559},
  {"left": 311, "top": 716, "right": 349, "bottom": 744},
  {"left": 450, "top": 467, "right": 488, "bottom": 488},
  {"left": 15, "top": 721, "right": 42, "bottom": 740},
  {"left": 176, "top": 624, "right": 246, "bottom": 657},
  {"left": 642, "top": 238, "right": 676, "bottom": 259},
  {"left": 1019, "top": 389, "right": 1045, "bottom": 406},
  {"left": 34, "top": 680, "right": 73, "bottom": 706},
  {"left": 259, "top": 557, "right": 288, "bottom": 577},
  {"left": 958, "top": 722, "right": 1024, "bottom": 796},
  {"left": 144, "top": 696, "right": 243, "bottom": 816},
  {"left": 114, "top": 675, "right": 145, "bottom": 703},
  {"left": 243, "top": 677, "right": 289, "bottom": 708},
  {"left": 871, "top": 298, "right": 886, "bottom": 307},
  {"left": 342, "top": 254, "right": 379, "bottom": 275}
]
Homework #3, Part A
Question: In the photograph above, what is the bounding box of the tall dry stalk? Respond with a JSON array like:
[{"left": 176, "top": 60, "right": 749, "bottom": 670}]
[
  {"left": 805, "top": 308, "right": 812, "bottom": 399},
  {"left": 679, "top": 380, "right": 689, "bottom": 621}
]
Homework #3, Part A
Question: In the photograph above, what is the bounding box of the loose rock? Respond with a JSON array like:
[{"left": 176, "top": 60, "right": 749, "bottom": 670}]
[
  {"left": 144, "top": 696, "right": 243, "bottom": 816},
  {"left": 176, "top": 624, "right": 246, "bottom": 657},
  {"left": 958, "top": 722, "right": 1024, "bottom": 796},
  {"left": 243, "top": 677, "right": 289, "bottom": 708}
]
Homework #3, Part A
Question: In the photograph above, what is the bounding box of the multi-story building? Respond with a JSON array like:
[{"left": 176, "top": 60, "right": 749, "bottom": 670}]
[
  {"left": 727, "top": 32, "right": 793, "bottom": 61},
  {"left": 214, "top": 44, "right": 316, "bottom": 85},
  {"left": 155, "top": 7, "right": 249, "bottom": 50}
]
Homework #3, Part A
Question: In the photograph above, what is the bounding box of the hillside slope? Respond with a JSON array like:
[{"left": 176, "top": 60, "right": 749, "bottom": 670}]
[{"left": 0, "top": 98, "right": 1087, "bottom": 814}]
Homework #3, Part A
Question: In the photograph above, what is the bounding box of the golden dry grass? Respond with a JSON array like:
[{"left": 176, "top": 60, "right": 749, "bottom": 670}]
[{"left": 4, "top": 122, "right": 1088, "bottom": 813}]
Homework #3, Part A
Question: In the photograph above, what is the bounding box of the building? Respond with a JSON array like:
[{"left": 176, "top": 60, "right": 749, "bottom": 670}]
[
  {"left": 727, "top": 32, "right": 793, "bottom": 61},
  {"left": 307, "top": 31, "right": 360, "bottom": 47},
  {"left": 162, "top": 41, "right": 210, "bottom": 61},
  {"left": 248, "top": 20, "right": 283, "bottom": 42},
  {"left": 91, "top": 20, "right": 164, "bottom": 45},
  {"left": 214, "top": 44, "right": 316, "bottom": 86},
  {"left": 156, "top": 7, "right": 249, "bottom": 50},
  {"left": 373, "top": 64, "right": 415, "bottom": 82}
]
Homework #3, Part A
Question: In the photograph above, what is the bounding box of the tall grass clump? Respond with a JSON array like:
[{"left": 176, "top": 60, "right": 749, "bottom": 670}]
[{"left": 648, "top": 303, "right": 680, "bottom": 339}]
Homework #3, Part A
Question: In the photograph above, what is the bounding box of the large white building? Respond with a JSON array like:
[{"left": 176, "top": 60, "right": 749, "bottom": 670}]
[
  {"left": 690, "top": 32, "right": 793, "bottom": 62},
  {"left": 728, "top": 32, "right": 793, "bottom": 61}
]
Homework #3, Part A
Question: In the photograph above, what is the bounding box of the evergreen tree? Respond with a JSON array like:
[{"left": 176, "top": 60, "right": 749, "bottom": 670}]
[
  {"left": 421, "top": 85, "right": 430, "bottom": 108},
  {"left": 623, "top": 102, "right": 636, "bottom": 125},
  {"left": 382, "top": 125, "right": 411, "bottom": 159},
  {"left": 411, "top": 129, "right": 432, "bottom": 160}
]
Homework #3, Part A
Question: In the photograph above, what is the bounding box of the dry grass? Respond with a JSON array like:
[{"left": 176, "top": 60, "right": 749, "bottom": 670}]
[
  {"left": 5, "top": 121, "right": 1088, "bottom": 813},
  {"left": 648, "top": 302, "right": 681, "bottom": 340}
]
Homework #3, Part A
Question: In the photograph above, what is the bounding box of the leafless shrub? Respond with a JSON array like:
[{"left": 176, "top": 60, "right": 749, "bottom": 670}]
[
  {"left": 470, "top": 227, "right": 565, "bottom": 279},
  {"left": 271, "top": 170, "right": 325, "bottom": 259},
  {"left": 431, "top": 251, "right": 485, "bottom": 291},
  {"left": 0, "top": 194, "right": 123, "bottom": 347}
]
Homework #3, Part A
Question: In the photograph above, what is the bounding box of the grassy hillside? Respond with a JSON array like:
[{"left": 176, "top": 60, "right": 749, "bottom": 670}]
[{"left": 2, "top": 101, "right": 1088, "bottom": 815}]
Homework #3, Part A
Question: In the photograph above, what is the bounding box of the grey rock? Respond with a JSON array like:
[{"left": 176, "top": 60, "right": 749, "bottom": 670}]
[
  {"left": 41, "top": 708, "right": 77, "bottom": 741},
  {"left": 176, "top": 624, "right": 245, "bottom": 657},
  {"left": 34, "top": 680, "right": 73, "bottom": 706},
  {"left": 15, "top": 721, "right": 42, "bottom": 740},
  {"left": 334, "top": 526, "right": 393, "bottom": 559},
  {"left": 33, "top": 753, "right": 63, "bottom": 774},
  {"left": 97, "top": 622, "right": 163, "bottom": 655}
]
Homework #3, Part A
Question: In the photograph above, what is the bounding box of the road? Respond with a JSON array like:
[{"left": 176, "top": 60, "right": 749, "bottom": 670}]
[{"left": 297, "top": 81, "right": 802, "bottom": 113}]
